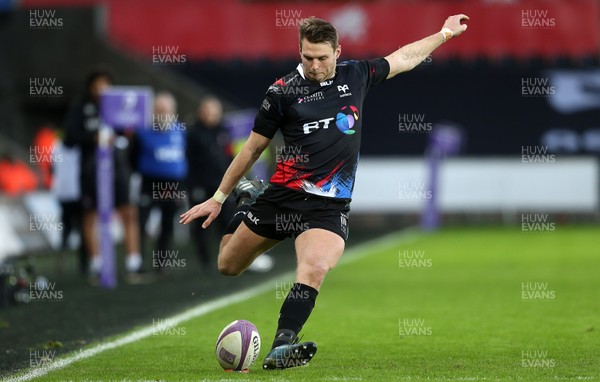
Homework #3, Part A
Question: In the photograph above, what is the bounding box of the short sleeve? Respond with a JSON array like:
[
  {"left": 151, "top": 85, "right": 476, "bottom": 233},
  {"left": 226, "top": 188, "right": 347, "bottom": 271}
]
[
  {"left": 366, "top": 58, "right": 390, "bottom": 87},
  {"left": 252, "top": 90, "right": 284, "bottom": 139},
  {"left": 344, "top": 58, "right": 390, "bottom": 88}
]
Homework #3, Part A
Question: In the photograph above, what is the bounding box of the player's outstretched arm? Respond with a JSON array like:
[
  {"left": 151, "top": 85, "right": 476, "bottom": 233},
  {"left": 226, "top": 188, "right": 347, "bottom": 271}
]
[
  {"left": 385, "top": 14, "right": 469, "bottom": 79},
  {"left": 179, "top": 132, "right": 271, "bottom": 228}
]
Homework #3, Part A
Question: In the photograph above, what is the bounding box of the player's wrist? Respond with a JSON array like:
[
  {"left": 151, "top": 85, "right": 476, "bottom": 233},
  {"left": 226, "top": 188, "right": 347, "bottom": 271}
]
[
  {"left": 439, "top": 27, "right": 453, "bottom": 43},
  {"left": 212, "top": 189, "right": 229, "bottom": 204}
]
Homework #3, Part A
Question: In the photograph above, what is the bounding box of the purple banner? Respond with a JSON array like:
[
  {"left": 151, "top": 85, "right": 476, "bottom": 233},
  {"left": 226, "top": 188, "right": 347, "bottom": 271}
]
[
  {"left": 98, "top": 87, "right": 152, "bottom": 288},
  {"left": 421, "top": 124, "right": 462, "bottom": 231},
  {"left": 97, "top": 129, "right": 116, "bottom": 288},
  {"left": 100, "top": 87, "right": 153, "bottom": 130}
]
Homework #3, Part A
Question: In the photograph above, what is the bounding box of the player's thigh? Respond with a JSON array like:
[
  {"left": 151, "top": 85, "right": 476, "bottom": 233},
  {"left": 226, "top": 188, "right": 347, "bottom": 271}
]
[
  {"left": 294, "top": 228, "right": 345, "bottom": 289},
  {"left": 219, "top": 221, "right": 280, "bottom": 272}
]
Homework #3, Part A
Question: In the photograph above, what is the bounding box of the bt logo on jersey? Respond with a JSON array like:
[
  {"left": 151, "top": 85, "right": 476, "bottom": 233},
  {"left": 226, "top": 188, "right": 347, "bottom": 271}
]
[
  {"left": 303, "top": 105, "right": 360, "bottom": 135},
  {"left": 303, "top": 118, "right": 335, "bottom": 134},
  {"left": 335, "top": 105, "right": 359, "bottom": 135}
]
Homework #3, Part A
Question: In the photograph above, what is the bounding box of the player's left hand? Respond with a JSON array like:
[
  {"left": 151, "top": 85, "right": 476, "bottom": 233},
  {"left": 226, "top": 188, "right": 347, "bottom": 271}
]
[
  {"left": 179, "top": 198, "right": 222, "bottom": 228},
  {"left": 443, "top": 14, "right": 470, "bottom": 37}
]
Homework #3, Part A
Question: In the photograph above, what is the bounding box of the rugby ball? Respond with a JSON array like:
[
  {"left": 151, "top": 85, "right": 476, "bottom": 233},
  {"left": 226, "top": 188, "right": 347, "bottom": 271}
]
[{"left": 215, "top": 320, "right": 261, "bottom": 372}]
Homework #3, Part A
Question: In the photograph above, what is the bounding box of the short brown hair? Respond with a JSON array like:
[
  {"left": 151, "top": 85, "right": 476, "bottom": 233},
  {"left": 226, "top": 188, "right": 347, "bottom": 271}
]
[{"left": 299, "top": 17, "right": 338, "bottom": 50}]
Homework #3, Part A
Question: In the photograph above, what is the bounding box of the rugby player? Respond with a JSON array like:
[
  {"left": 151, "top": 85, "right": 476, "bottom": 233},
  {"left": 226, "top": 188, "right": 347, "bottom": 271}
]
[{"left": 180, "top": 14, "right": 469, "bottom": 369}]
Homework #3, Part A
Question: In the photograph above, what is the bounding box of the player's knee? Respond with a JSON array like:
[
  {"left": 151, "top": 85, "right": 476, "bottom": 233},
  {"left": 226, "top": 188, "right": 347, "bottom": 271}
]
[
  {"left": 217, "top": 262, "right": 240, "bottom": 276},
  {"left": 317, "top": 264, "right": 331, "bottom": 280},
  {"left": 217, "top": 255, "right": 242, "bottom": 276},
  {"left": 218, "top": 266, "right": 241, "bottom": 276},
  {"left": 219, "top": 234, "right": 232, "bottom": 252},
  {"left": 303, "top": 262, "right": 330, "bottom": 286},
  {"left": 118, "top": 205, "right": 135, "bottom": 222}
]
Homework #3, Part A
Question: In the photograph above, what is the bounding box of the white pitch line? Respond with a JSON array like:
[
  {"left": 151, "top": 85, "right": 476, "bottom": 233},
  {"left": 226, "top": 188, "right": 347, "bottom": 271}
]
[{"left": 3, "top": 228, "right": 419, "bottom": 382}]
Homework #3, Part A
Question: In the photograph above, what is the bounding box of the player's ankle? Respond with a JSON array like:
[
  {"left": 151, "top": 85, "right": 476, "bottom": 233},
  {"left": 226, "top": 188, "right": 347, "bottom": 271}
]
[
  {"left": 271, "top": 329, "right": 296, "bottom": 349},
  {"left": 125, "top": 253, "right": 142, "bottom": 273}
]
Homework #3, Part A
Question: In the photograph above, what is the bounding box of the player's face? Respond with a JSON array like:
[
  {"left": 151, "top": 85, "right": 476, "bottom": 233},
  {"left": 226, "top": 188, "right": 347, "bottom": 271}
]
[
  {"left": 154, "top": 95, "right": 175, "bottom": 116},
  {"left": 90, "top": 76, "right": 111, "bottom": 101},
  {"left": 199, "top": 99, "right": 223, "bottom": 128},
  {"left": 300, "top": 39, "right": 341, "bottom": 83}
]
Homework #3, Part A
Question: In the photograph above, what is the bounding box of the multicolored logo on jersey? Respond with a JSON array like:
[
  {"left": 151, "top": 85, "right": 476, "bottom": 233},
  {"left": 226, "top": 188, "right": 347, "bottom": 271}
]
[{"left": 335, "top": 105, "right": 359, "bottom": 135}]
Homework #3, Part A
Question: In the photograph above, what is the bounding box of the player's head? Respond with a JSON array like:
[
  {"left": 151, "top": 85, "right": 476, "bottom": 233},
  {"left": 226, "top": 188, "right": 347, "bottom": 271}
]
[
  {"left": 299, "top": 17, "right": 341, "bottom": 83},
  {"left": 154, "top": 91, "right": 177, "bottom": 116},
  {"left": 85, "top": 68, "right": 113, "bottom": 102},
  {"left": 198, "top": 95, "right": 223, "bottom": 128}
]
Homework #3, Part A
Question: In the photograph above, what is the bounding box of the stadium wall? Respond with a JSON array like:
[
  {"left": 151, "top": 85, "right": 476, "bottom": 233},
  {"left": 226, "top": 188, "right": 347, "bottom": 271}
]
[
  {"left": 0, "top": 7, "right": 231, "bottom": 152},
  {"left": 180, "top": 60, "right": 600, "bottom": 157},
  {"left": 101, "top": 0, "right": 600, "bottom": 61},
  {"left": 1, "top": 156, "right": 596, "bottom": 261},
  {"left": 352, "top": 157, "right": 599, "bottom": 214}
]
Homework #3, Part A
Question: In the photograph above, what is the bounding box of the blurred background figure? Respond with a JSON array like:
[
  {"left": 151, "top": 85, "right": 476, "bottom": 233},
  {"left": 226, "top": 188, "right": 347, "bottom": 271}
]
[
  {"left": 186, "top": 96, "right": 235, "bottom": 271},
  {"left": 187, "top": 96, "right": 274, "bottom": 272},
  {"left": 132, "top": 91, "right": 187, "bottom": 272},
  {"left": 52, "top": 133, "right": 87, "bottom": 274},
  {"left": 63, "top": 68, "right": 142, "bottom": 279}
]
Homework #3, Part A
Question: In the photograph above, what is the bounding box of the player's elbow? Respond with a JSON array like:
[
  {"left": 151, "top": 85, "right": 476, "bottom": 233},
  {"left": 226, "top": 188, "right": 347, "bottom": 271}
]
[
  {"left": 242, "top": 143, "right": 265, "bottom": 163},
  {"left": 248, "top": 145, "right": 264, "bottom": 161},
  {"left": 396, "top": 57, "right": 418, "bottom": 73}
]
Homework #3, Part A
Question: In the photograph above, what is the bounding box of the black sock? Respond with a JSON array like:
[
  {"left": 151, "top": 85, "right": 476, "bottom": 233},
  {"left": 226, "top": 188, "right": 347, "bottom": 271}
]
[
  {"left": 223, "top": 204, "right": 250, "bottom": 235},
  {"left": 272, "top": 283, "right": 319, "bottom": 349}
]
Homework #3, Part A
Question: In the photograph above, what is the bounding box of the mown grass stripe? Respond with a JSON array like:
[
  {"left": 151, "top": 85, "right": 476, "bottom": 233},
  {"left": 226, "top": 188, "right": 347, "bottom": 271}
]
[{"left": 4, "top": 229, "right": 419, "bottom": 382}]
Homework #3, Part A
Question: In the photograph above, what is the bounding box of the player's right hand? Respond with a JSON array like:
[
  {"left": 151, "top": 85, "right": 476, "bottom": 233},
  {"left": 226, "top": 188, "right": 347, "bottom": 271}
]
[
  {"left": 179, "top": 198, "right": 222, "bottom": 228},
  {"left": 443, "top": 14, "right": 470, "bottom": 37}
]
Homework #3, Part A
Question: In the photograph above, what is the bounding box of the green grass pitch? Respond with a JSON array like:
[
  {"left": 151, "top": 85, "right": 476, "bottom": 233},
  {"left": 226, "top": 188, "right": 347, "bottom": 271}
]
[{"left": 12, "top": 226, "right": 600, "bottom": 381}]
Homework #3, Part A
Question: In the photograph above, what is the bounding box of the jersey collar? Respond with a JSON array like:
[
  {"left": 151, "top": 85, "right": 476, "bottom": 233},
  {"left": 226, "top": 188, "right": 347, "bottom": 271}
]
[
  {"left": 296, "top": 63, "right": 337, "bottom": 85},
  {"left": 296, "top": 63, "right": 305, "bottom": 80}
]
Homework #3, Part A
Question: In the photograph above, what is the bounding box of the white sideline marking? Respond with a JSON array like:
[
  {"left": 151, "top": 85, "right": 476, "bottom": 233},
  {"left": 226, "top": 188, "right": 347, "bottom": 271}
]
[{"left": 3, "top": 229, "right": 419, "bottom": 382}]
